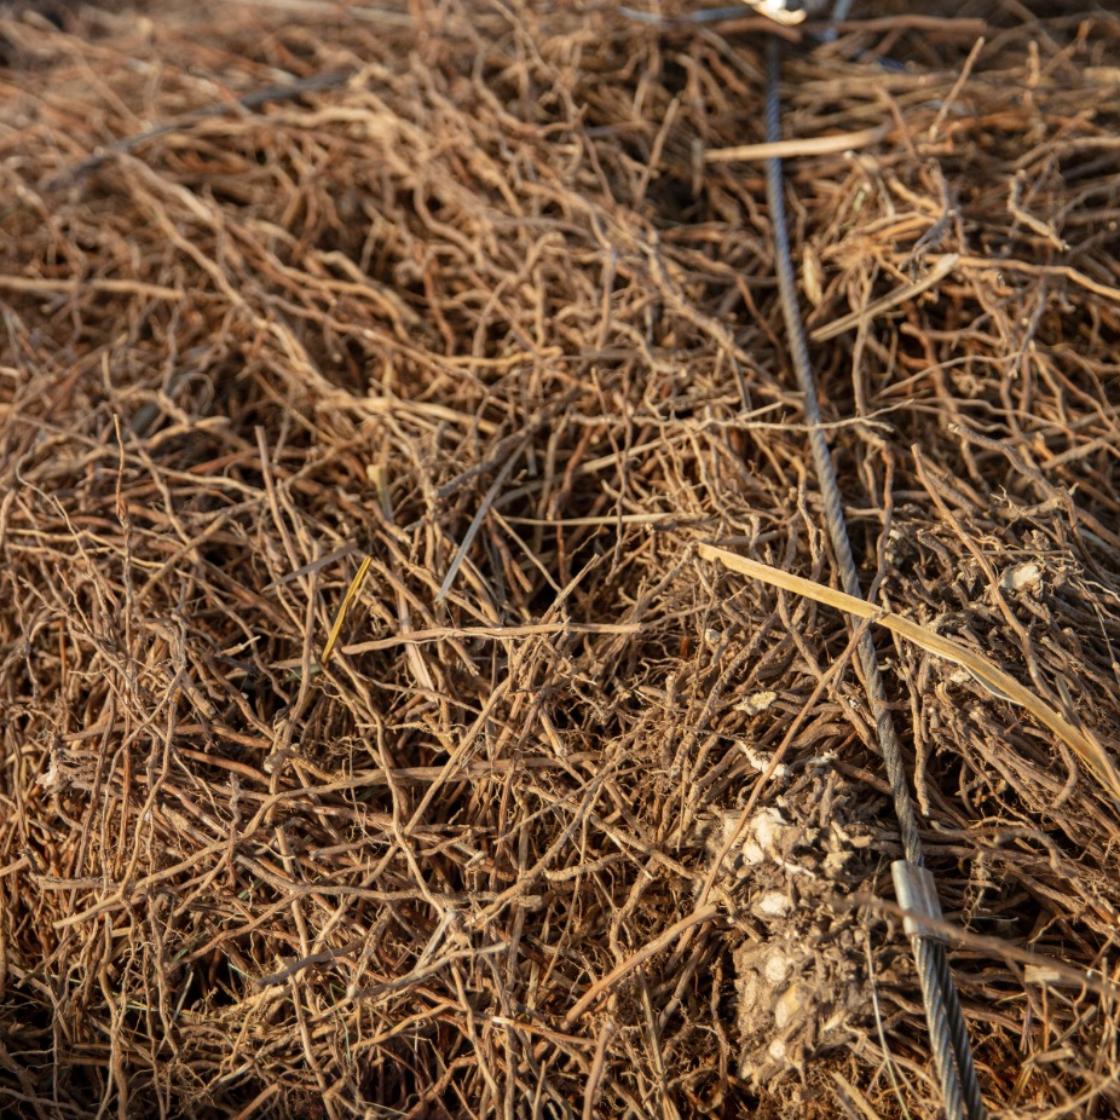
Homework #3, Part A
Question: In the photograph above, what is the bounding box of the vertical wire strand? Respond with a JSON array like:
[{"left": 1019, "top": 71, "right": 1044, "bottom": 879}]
[{"left": 761, "top": 35, "right": 986, "bottom": 1120}]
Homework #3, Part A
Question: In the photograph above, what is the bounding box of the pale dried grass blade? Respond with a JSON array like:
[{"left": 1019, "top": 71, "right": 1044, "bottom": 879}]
[
  {"left": 809, "top": 254, "right": 960, "bottom": 342},
  {"left": 321, "top": 553, "right": 373, "bottom": 666},
  {"left": 698, "top": 543, "right": 1120, "bottom": 804},
  {"left": 705, "top": 124, "right": 888, "bottom": 164}
]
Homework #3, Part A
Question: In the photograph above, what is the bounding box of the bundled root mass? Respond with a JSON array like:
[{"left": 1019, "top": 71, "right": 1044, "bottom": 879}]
[{"left": 1, "top": 1, "right": 1119, "bottom": 1116}]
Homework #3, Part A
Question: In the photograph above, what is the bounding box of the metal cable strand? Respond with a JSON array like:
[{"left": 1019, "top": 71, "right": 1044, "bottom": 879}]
[
  {"left": 762, "top": 36, "right": 986, "bottom": 1120},
  {"left": 934, "top": 931, "right": 988, "bottom": 1119}
]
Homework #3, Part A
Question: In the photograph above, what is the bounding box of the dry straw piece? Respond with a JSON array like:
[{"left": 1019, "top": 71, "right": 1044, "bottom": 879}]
[
  {"left": 699, "top": 543, "right": 1120, "bottom": 804},
  {"left": 2, "top": 1, "right": 1120, "bottom": 1118}
]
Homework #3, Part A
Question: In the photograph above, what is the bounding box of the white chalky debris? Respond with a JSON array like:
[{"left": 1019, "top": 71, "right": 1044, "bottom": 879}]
[
  {"left": 774, "top": 984, "right": 804, "bottom": 1030},
  {"left": 751, "top": 807, "right": 786, "bottom": 854},
  {"left": 757, "top": 891, "right": 791, "bottom": 917},
  {"left": 1001, "top": 561, "right": 1042, "bottom": 592},
  {"left": 736, "top": 690, "right": 778, "bottom": 715},
  {"left": 740, "top": 742, "right": 790, "bottom": 778},
  {"left": 741, "top": 0, "right": 811, "bottom": 26},
  {"left": 764, "top": 952, "right": 790, "bottom": 984}
]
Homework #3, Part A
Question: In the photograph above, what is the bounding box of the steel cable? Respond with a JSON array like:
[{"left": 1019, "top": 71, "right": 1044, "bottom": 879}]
[{"left": 762, "top": 34, "right": 986, "bottom": 1120}]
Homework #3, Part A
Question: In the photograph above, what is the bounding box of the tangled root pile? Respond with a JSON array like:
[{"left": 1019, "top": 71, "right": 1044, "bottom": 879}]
[{"left": 2, "top": 2, "right": 1119, "bottom": 1116}]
